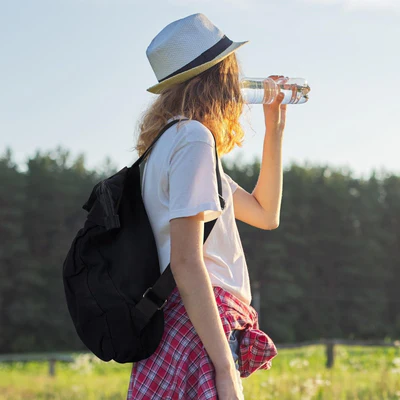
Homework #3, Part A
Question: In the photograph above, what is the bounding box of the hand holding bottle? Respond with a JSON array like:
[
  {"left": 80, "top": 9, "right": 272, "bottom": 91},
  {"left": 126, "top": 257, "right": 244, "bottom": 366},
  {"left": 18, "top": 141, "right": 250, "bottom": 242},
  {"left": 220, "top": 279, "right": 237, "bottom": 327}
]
[{"left": 263, "top": 75, "right": 287, "bottom": 136}]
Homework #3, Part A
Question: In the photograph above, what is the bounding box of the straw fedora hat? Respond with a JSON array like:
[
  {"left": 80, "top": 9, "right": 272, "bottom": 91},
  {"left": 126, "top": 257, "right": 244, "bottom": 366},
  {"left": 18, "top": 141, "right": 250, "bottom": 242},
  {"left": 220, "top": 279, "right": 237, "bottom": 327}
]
[{"left": 146, "top": 13, "right": 249, "bottom": 94}]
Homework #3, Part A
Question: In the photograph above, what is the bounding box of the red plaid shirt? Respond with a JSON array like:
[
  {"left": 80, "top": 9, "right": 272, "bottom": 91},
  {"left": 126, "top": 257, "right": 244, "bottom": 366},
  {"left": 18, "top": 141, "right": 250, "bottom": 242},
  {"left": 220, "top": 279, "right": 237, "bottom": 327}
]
[{"left": 127, "top": 285, "right": 277, "bottom": 399}]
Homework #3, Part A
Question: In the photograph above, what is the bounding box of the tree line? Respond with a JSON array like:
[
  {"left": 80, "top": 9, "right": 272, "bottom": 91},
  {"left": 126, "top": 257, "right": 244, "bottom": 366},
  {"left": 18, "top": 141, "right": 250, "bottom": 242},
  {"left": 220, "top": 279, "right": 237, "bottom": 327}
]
[{"left": 0, "top": 146, "right": 399, "bottom": 353}]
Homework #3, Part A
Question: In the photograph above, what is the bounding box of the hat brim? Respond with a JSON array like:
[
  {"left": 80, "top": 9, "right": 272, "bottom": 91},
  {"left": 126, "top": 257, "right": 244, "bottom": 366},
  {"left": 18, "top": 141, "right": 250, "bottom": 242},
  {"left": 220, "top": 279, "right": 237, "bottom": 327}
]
[{"left": 146, "top": 40, "right": 249, "bottom": 94}]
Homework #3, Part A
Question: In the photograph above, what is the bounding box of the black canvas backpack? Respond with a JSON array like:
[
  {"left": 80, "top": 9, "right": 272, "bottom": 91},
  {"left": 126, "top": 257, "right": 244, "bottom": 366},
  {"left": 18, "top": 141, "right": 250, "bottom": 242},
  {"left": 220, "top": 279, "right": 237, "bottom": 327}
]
[{"left": 62, "top": 118, "right": 225, "bottom": 363}]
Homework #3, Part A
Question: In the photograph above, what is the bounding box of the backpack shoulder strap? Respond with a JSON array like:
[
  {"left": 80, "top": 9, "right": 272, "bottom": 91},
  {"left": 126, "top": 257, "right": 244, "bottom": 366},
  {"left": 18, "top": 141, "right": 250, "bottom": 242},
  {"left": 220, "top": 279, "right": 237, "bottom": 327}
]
[
  {"left": 134, "top": 118, "right": 185, "bottom": 168},
  {"left": 135, "top": 119, "right": 226, "bottom": 329},
  {"left": 137, "top": 118, "right": 225, "bottom": 210},
  {"left": 137, "top": 118, "right": 186, "bottom": 189}
]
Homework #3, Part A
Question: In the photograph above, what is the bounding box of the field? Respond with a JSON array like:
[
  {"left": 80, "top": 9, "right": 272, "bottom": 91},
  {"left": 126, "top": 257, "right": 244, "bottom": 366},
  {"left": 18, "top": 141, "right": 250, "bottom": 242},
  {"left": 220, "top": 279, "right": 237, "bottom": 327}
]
[{"left": 1, "top": 345, "right": 400, "bottom": 399}]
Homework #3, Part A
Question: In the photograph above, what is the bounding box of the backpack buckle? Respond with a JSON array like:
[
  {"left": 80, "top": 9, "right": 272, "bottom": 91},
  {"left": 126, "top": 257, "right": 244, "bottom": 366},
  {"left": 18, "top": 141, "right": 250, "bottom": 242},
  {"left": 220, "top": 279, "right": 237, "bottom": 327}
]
[{"left": 142, "top": 287, "right": 168, "bottom": 310}]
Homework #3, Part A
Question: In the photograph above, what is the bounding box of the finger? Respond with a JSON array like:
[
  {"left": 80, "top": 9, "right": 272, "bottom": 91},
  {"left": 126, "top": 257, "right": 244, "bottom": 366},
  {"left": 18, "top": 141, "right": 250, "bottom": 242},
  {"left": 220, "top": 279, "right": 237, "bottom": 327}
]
[
  {"left": 268, "top": 75, "right": 284, "bottom": 82},
  {"left": 267, "top": 92, "right": 284, "bottom": 108},
  {"left": 269, "top": 75, "right": 286, "bottom": 82},
  {"left": 277, "top": 92, "right": 285, "bottom": 104}
]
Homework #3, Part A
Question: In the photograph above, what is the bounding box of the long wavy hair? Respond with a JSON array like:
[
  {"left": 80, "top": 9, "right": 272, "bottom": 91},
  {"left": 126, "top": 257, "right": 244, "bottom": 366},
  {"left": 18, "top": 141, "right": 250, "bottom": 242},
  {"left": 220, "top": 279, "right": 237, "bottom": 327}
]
[{"left": 133, "top": 52, "right": 246, "bottom": 158}]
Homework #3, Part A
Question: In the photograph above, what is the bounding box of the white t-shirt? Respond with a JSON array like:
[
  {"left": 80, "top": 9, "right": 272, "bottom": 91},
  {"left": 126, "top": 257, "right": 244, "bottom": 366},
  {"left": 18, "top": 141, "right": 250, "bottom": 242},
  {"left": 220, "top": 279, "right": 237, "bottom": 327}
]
[{"left": 141, "top": 116, "right": 252, "bottom": 305}]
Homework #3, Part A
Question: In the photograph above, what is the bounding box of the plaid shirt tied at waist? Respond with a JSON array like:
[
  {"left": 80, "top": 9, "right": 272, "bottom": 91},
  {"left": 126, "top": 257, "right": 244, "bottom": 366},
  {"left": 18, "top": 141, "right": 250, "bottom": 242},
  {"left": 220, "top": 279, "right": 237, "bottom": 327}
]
[{"left": 127, "top": 285, "right": 278, "bottom": 399}]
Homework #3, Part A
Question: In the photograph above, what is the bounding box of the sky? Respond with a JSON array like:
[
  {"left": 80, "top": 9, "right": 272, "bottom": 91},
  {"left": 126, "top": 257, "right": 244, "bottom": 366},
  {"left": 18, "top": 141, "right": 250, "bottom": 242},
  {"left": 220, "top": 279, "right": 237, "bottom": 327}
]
[{"left": 1, "top": 0, "right": 399, "bottom": 179}]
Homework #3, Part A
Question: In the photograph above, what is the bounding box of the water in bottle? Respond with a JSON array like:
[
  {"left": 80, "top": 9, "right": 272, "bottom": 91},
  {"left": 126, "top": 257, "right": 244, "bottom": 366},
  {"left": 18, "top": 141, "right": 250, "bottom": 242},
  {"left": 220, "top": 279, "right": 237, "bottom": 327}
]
[{"left": 240, "top": 77, "right": 311, "bottom": 105}]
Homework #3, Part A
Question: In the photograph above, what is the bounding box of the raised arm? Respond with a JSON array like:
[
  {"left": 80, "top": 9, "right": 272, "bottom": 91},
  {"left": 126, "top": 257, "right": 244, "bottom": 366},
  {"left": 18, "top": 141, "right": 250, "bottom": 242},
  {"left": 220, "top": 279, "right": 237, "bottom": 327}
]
[{"left": 230, "top": 86, "right": 287, "bottom": 230}]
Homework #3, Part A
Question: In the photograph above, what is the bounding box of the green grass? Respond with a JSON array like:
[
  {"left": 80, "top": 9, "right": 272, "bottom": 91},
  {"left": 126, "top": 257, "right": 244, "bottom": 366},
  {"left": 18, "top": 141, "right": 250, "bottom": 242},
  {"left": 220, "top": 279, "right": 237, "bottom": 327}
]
[{"left": 1, "top": 345, "right": 400, "bottom": 399}]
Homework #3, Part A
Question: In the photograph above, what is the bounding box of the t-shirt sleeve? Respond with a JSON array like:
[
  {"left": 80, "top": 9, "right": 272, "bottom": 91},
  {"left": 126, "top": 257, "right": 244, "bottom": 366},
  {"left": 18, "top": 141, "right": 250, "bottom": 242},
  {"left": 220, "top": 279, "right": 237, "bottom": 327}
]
[
  {"left": 168, "top": 139, "right": 223, "bottom": 223},
  {"left": 224, "top": 172, "right": 240, "bottom": 194}
]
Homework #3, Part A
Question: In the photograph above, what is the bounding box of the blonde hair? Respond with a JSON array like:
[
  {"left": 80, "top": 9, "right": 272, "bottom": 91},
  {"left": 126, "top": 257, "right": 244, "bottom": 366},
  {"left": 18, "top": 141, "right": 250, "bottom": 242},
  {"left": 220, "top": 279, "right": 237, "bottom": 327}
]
[{"left": 133, "top": 53, "right": 246, "bottom": 158}]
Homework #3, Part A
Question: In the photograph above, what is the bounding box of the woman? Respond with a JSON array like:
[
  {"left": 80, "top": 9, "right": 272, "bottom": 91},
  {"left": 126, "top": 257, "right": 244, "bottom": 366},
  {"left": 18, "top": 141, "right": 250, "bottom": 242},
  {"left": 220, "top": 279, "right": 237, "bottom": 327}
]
[{"left": 127, "top": 13, "right": 286, "bottom": 400}]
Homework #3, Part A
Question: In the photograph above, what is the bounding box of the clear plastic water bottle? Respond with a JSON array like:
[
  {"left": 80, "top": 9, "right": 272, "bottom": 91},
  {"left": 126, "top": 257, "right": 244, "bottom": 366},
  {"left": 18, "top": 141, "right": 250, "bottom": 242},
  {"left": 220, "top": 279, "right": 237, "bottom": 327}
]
[{"left": 240, "top": 77, "right": 311, "bottom": 105}]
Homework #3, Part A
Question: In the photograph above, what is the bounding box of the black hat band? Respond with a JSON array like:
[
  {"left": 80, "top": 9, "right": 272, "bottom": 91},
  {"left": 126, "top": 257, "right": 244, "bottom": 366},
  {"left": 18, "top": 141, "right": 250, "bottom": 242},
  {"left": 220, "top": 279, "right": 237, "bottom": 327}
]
[{"left": 159, "top": 35, "right": 233, "bottom": 83}]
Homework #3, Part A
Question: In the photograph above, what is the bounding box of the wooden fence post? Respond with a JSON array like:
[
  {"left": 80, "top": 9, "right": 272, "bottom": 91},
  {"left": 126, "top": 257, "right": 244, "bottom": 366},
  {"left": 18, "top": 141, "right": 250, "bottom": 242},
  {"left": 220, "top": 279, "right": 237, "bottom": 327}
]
[
  {"left": 49, "top": 359, "right": 56, "bottom": 376},
  {"left": 326, "top": 340, "right": 335, "bottom": 368}
]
